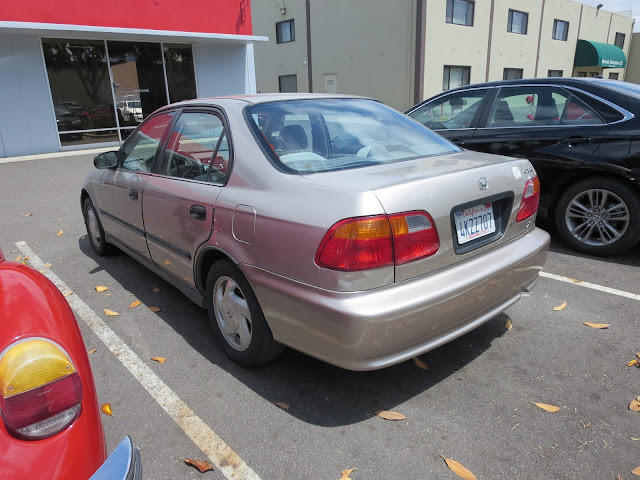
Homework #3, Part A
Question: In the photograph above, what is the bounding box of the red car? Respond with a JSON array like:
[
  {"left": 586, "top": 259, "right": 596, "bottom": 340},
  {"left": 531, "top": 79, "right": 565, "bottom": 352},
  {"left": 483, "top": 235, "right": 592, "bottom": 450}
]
[{"left": 0, "top": 245, "right": 141, "bottom": 479}]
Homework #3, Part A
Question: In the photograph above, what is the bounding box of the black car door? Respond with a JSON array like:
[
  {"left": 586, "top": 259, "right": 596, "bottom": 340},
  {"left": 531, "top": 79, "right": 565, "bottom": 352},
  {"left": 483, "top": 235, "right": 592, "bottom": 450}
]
[
  {"left": 406, "top": 88, "right": 493, "bottom": 148},
  {"left": 466, "top": 85, "right": 610, "bottom": 217}
]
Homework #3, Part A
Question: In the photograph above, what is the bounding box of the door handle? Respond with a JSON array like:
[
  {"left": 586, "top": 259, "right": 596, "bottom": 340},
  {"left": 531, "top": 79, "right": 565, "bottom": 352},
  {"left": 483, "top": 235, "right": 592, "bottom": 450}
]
[
  {"left": 561, "top": 137, "right": 591, "bottom": 147},
  {"left": 450, "top": 138, "right": 467, "bottom": 146},
  {"left": 129, "top": 188, "right": 138, "bottom": 200},
  {"left": 190, "top": 205, "right": 207, "bottom": 221}
]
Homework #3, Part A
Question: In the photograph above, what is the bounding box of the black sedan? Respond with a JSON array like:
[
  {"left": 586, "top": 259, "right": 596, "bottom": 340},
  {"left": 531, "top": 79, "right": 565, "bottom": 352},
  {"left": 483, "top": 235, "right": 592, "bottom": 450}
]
[{"left": 406, "top": 78, "right": 640, "bottom": 256}]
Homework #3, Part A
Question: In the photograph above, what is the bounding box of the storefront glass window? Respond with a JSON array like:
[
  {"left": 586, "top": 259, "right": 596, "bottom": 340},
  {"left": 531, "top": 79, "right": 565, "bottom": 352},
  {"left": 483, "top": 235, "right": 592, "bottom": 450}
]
[
  {"left": 164, "top": 44, "right": 197, "bottom": 103},
  {"left": 42, "top": 38, "right": 117, "bottom": 143}
]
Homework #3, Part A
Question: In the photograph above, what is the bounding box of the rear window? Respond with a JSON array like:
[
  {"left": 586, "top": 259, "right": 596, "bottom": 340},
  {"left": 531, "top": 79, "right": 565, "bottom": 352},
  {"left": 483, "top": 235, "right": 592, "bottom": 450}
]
[{"left": 245, "top": 98, "right": 460, "bottom": 174}]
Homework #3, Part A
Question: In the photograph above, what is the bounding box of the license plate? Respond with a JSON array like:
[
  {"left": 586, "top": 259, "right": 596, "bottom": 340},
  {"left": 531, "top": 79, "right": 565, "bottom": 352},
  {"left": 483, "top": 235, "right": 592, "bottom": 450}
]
[{"left": 455, "top": 202, "right": 496, "bottom": 244}]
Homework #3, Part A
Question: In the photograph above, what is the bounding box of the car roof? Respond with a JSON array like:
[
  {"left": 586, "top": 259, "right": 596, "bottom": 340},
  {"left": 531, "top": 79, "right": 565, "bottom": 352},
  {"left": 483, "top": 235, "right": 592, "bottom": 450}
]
[{"left": 170, "top": 93, "right": 369, "bottom": 108}]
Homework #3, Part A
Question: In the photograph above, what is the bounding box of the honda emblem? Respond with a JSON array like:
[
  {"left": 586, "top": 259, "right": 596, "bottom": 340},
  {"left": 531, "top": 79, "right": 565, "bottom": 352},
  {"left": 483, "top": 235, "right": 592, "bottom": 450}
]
[{"left": 477, "top": 177, "right": 488, "bottom": 190}]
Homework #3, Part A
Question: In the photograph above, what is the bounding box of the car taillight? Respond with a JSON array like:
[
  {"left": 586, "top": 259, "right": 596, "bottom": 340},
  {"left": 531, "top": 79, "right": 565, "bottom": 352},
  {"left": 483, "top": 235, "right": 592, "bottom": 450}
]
[
  {"left": 316, "top": 211, "right": 439, "bottom": 271},
  {"left": 516, "top": 176, "right": 541, "bottom": 222},
  {"left": 0, "top": 338, "right": 83, "bottom": 440}
]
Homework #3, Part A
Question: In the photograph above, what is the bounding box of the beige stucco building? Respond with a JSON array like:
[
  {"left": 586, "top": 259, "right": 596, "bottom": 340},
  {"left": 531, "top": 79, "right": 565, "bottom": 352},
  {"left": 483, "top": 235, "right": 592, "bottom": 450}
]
[
  {"left": 627, "top": 33, "right": 640, "bottom": 84},
  {"left": 252, "top": 0, "right": 635, "bottom": 111}
]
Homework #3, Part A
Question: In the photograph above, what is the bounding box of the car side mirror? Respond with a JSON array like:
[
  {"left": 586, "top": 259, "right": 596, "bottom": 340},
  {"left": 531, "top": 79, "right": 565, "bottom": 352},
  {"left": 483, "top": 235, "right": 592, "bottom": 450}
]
[{"left": 94, "top": 151, "right": 118, "bottom": 169}]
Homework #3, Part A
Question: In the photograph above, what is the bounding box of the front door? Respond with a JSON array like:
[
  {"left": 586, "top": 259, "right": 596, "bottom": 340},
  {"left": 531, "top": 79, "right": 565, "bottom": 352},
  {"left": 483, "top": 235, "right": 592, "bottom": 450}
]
[
  {"left": 143, "top": 109, "right": 232, "bottom": 287},
  {"left": 97, "top": 112, "right": 175, "bottom": 258}
]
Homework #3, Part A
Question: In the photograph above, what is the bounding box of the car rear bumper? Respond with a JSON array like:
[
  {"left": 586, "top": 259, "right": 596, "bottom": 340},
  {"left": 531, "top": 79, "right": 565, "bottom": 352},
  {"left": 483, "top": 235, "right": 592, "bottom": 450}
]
[
  {"left": 89, "top": 436, "right": 142, "bottom": 480},
  {"left": 243, "top": 227, "right": 550, "bottom": 371}
]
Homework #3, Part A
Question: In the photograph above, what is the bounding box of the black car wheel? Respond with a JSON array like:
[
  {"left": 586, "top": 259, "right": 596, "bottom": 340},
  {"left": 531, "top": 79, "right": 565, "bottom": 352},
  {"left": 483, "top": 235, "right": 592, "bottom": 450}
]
[
  {"left": 555, "top": 178, "right": 640, "bottom": 256},
  {"left": 83, "top": 197, "right": 117, "bottom": 256},
  {"left": 206, "top": 260, "right": 284, "bottom": 367}
]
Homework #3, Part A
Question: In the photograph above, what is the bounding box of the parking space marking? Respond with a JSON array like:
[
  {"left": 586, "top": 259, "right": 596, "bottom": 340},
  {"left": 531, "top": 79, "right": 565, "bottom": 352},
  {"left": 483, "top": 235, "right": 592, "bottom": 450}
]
[
  {"left": 540, "top": 271, "right": 640, "bottom": 301},
  {"left": 16, "top": 241, "right": 262, "bottom": 480}
]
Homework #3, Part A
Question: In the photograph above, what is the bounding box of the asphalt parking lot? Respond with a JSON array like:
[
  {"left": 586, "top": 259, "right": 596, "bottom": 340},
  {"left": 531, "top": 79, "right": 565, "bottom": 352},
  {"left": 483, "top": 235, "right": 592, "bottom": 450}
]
[{"left": 1, "top": 151, "right": 639, "bottom": 480}]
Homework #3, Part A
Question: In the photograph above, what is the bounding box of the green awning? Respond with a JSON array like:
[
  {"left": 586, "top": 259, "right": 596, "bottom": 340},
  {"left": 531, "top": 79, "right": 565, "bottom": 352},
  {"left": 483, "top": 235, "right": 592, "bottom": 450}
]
[{"left": 574, "top": 39, "right": 626, "bottom": 68}]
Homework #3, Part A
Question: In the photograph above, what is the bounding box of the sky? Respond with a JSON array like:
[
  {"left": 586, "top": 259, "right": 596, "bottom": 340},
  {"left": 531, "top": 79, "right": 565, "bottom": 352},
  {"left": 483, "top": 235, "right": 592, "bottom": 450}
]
[{"left": 574, "top": 0, "right": 639, "bottom": 32}]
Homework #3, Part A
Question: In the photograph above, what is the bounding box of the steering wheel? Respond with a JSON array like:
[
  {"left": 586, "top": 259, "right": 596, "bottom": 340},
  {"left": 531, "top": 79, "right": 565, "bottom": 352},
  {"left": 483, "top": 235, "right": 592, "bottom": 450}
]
[{"left": 423, "top": 120, "right": 446, "bottom": 130}]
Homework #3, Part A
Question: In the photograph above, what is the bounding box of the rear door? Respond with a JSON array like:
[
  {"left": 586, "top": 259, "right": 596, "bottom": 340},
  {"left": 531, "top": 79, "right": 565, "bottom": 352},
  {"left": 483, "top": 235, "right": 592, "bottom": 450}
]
[
  {"left": 466, "top": 85, "right": 609, "bottom": 210},
  {"left": 97, "top": 112, "right": 175, "bottom": 258},
  {"left": 406, "top": 88, "right": 492, "bottom": 148},
  {"left": 143, "top": 109, "right": 231, "bottom": 287}
]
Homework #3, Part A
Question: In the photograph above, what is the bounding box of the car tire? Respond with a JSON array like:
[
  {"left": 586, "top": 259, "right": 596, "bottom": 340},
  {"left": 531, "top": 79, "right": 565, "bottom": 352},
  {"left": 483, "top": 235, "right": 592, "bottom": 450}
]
[
  {"left": 83, "top": 197, "right": 117, "bottom": 256},
  {"left": 206, "top": 260, "right": 284, "bottom": 367},
  {"left": 555, "top": 178, "right": 640, "bottom": 256}
]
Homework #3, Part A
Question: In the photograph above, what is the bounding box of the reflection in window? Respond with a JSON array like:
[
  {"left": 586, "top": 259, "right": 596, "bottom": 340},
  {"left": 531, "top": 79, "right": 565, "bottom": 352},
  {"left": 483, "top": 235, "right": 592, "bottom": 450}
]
[
  {"left": 409, "top": 90, "right": 488, "bottom": 130},
  {"left": 446, "top": 0, "right": 474, "bottom": 26},
  {"left": 60, "top": 130, "right": 119, "bottom": 147},
  {"left": 164, "top": 44, "right": 197, "bottom": 103},
  {"left": 503, "top": 68, "right": 523, "bottom": 80},
  {"left": 548, "top": 70, "right": 563, "bottom": 77},
  {"left": 108, "top": 41, "right": 167, "bottom": 128},
  {"left": 276, "top": 20, "right": 295, "bottom": 43},
  {"left": 443, "top": 66, "right": 471, "bottom": 90},
  {"left": 120, "top": 112, "right": 174, "bottom": 172},
  {"left": 42, "top": 38, "right": 117, "bottom": 137},
  {"left": 508, "top": 9, "right": 528, "bottom": 34},
  {"left": 552, "top": 19, "right": 569, "bottom": 41}
]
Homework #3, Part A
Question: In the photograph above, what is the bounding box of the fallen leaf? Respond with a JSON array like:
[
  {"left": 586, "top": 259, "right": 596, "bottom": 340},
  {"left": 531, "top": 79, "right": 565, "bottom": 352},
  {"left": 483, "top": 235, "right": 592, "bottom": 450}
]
[
  {"left": 340, "top": 468, "right": 355, "bottom": 479},
  {"left": 151, "top": 357, "right": 166, "bottom": 363},
  {"left": 127, "top": 300, "right": 141, "bottom": 309},
  {"left": 95, "top": 285, "right": 108, "bottom": 292},
  {"left": 582, "top": 322, "right": 610, "bottom": 329},
  {"left": 569, "top": 277, "right": 581, "bottom": 283},
  {"left": 184, "top": 459, "right": 214, "bottom": 473},
  {"left": 24, "top": 213, "right": 32, "bottom": 216},
  {"left": 553, "top": 301, "right": 568, "bottom": 311},
  {"left": 148, "top": 306, "right": 161, "bottom": 312},
  {"left": 618, "top": 474, "right": 626, "bottom": 480},
  {"left": 534, "top": 402, "right": 560, "bottom": 413},
  {"left": 80, "top": 235, "right": 86, "bottom": 240},
  {"left": 56, "top": 230, "right": 63, "bottom": 236},
  {"left": 630, "top": 437, "right": 640, "bottom": 441},
  {"left": 632, "top": 466, "right": 640, "bottom": 475},
  {"left": 627, "top": 359, "right": 639, "bottom": 368},
  {"left": 164, "top": 260, "right": 171, "bottom": 265},
  {"left": 505, "top": 317, "right": 513, "bottom": 330},
  {"left": 63, "top": 291, "right": 73, "bottom": 297},
  {"left": 441, "top": 456, "right": 477, "bottom": 480},
  {"left": 153, "top": 287, "right": 160, "bottom": 293},
  {"left": 104, "top": 309, "right": 119, "bottom": 316},
  {"left": 58, "top": 218, "right": 62, "bottom": 221},
  {"left": 275, "top": 402, "right": 290, "bottom": 410},
  {"left": 375, "top": 410, "right": 406, "bottom": 421},
  {"left": 101, "top": 403, "right": 113, "bottom": 416},
  {"left": 412, "top": 357, "right": 430, "bottom": 371},
  {"left": 636, "top": 353, "right": 640, "bottom": 360},
  {"left": 630, "top": 400, "right": 640, "bottom": 412},
  {"left": 88, "top": 348, "right": 98, "bottom": 354},
  {"left": 13, "top": 255, "right": 21, "bottom": 262},
  {"left": 44, "top": 262, "right": 51, "bottom": 269}
]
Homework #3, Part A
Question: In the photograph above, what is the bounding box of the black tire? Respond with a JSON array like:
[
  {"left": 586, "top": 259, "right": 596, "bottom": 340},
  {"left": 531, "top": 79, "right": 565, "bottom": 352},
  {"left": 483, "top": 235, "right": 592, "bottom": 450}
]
[
  {"left": 554, "top": 178, "right": 640, "bottom": 256},
  {"left": 206, "top": 260, "right": 284, "bottom": 367},
  {"left": 83, "top": 197, "right": 117, "bottom": 256}
]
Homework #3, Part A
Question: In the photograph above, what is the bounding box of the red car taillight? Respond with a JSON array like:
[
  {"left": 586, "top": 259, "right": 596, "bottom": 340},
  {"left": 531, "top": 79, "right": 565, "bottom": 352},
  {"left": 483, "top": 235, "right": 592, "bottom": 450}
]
[
  {"left": 0, "top": 338, "right": 83, "bottom": 440},
  {"left": 516, "top": 176, "right": 541, "bottom": 222},
  {"left": 315, "top": 211, "right": 440, "bottom": 271}
]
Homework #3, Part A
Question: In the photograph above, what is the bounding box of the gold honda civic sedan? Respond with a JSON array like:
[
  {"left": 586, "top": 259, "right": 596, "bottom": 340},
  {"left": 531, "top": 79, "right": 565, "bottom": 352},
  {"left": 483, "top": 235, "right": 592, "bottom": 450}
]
[{"left": 81, "top": 94, "right": 549, "bottom": 370}]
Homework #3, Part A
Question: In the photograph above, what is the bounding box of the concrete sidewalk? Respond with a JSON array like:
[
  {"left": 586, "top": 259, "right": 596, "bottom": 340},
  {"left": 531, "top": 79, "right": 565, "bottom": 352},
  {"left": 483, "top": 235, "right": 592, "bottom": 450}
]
[{"left": 0, "top": 146, "right": 115, "bottom": 164}]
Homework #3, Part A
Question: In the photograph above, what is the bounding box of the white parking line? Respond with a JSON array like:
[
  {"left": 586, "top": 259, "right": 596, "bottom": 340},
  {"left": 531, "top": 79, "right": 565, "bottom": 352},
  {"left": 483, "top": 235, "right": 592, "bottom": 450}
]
[
  {"left": 540, "top": 271, "right": 640, "bottom": 301},
  {"left": 16, "top": 241, "right": 262, "bottom": 480}
]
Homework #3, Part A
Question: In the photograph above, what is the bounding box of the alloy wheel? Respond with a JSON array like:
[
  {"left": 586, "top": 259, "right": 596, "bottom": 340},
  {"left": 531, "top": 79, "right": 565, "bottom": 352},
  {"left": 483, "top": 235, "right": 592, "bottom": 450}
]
[{"left": 213, "top": 276, "right": 252, "bottom": 351}]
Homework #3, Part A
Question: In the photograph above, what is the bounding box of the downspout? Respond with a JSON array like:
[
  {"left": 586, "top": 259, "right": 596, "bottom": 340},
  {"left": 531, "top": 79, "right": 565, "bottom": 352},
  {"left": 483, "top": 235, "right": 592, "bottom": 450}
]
[
  {"left": 485, "top": 0, "right": 496, "bottom": 81},
  {"left": 306, "top": 0, "right": 313, "bottom": 92},
  {"left": 414, "top": 0, "right": 426, "bottom": 104},
  {"left": 534, "top": 0, "right": 546, "bottom": 77}
]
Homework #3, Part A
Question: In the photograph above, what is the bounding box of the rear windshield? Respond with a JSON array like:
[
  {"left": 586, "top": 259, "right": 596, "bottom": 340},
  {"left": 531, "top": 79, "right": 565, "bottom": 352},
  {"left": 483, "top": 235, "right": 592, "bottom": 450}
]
[{"left": 245, "top": 98, "right": 460, "bottom": 174}]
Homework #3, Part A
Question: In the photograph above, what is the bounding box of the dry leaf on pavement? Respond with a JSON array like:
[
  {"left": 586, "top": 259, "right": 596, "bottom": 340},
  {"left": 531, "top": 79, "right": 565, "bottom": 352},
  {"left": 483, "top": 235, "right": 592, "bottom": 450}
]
[
  {"left": 632, "top": 466, "right": 640, "bottom": 475},
  {"left": 44, "top": 262, "right": 51, "bottom": 269},
  {"left": 127, "top": 300, "right": 141, "bottom": 309},
  {"left": 627, "top": 359, "right": 639, "bottom": 368},
  {"left": 104, "top": 309, "right": 119, "bottom": 316},
  {"left": 505, "top": 317, "right": 513, "bottom": 330},
  {"left": 151, "top": 357, "right": 166, "bottom": 363},
  {"left": 148, "top": 306, "right": 161, "bottom": 312},
  {"left": 24, "top": 213, "right": 32, "bottom": 216},
  {"left": 275, "top": 402, "right": 290, "bottom": 410},
  {"left": 629, "top": 400, "right": 640, "bottom": 412},
  {"left": 153, "top": 287, "right": 160, "bottom": 293},
  {"left": 582, "top": 322, "right": 610, "bottom": 329},
  {"left": 63, "top": 291, "right": 73, "bottom": 297},
  {"left": 95, "top": 285, "right": 108, "bottom": 292},
  {"left": 412, "top": 357, "right": 430, "bottom": 370},
  {"left": 101, "top": 403, "right": 113, "bottom": 416},
  {"left": 375, "top": 410, "right": 406, "bottom": 421},
  {"left": 13, "top": 255, "right": 21, "bottom": 262},
  {"left": 534, "top": 402, "right": 560, "bottom": 413},
  {"left": 441, "top": 456, "right": 477, "bottom": 480},
  {"left": 56, "top": 230, "right": 63, "bottom": 236},
  {"left": 88, "top": 348, "right": 97, "bottom": 354},
  {"left": 184, "top": 459, "right": 214, "bottom": 473},
  {"left": 553, "top": 301, "right": 568, "bottom": 311},
  {"left": 164, "top": 260, "right": 171, "bottom": 265},
  {"left": 340, "top": 468, "right": 355, "bottom": 479}
]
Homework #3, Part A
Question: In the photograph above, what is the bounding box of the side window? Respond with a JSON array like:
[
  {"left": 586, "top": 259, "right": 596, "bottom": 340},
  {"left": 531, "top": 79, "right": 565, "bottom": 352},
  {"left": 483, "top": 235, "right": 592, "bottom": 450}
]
[
  {"left": 161, "top": 112, "right": 230, "bottom": 184},
  {"left": 487, "top": 87, "right": 604, "bottom": 127},
  {"left": 408, "top": 90, "right": 488, "bottom": 130},
  {"left": 120, "top": 112, "right": 174, "bottom": 172}
]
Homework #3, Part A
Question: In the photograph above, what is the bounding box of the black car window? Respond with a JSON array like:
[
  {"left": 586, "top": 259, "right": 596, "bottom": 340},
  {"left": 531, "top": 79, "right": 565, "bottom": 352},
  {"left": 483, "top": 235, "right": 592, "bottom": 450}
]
[
  {"left": 160, "top": 111, "right": 230, "bottom": 184},
  {"left": 408, "top": 90, "right": 488, "bottom": 130},
  {"left": 487, "top": 86, "right": 603, "bottom": 128},
  {"left": 120, "top": 112, "right": 174, "bottom": 172}
]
